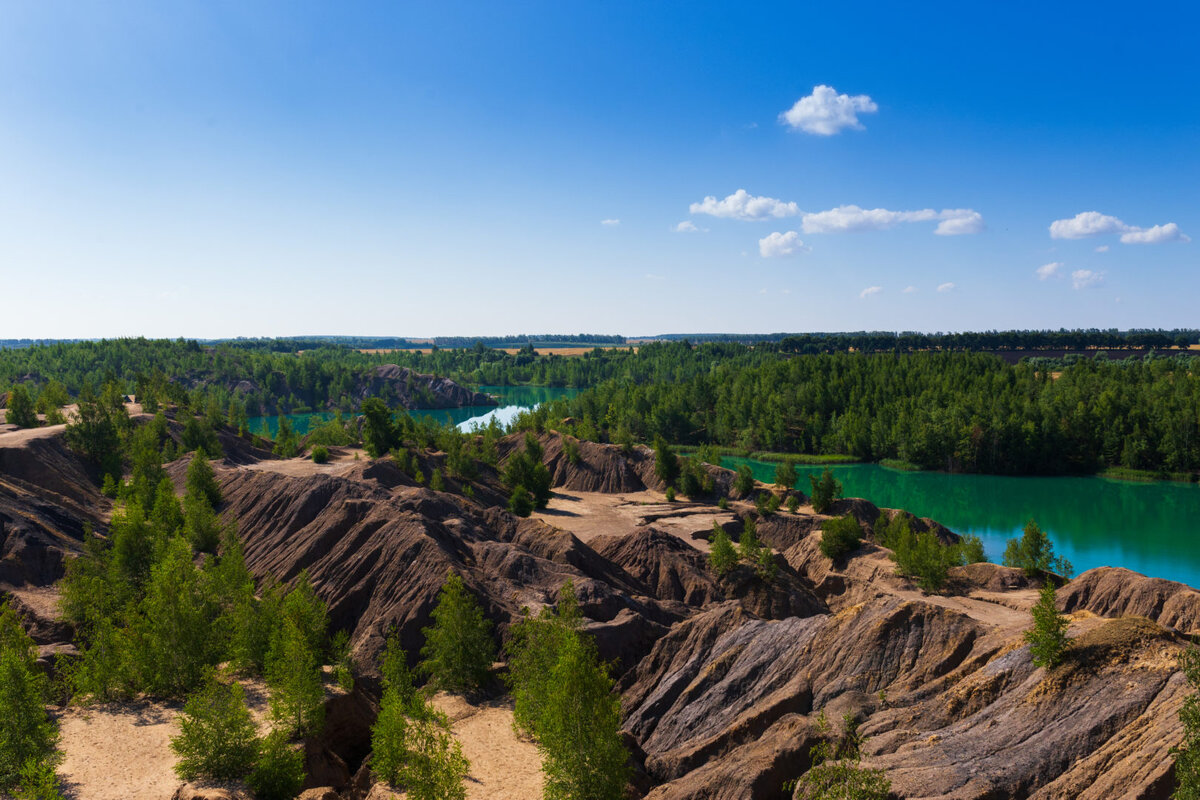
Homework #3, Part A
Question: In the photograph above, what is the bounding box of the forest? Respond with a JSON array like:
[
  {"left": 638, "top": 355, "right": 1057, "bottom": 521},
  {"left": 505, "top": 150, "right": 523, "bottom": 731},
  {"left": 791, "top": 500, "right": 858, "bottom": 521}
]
[{"left": 3, "top": 336, "right": 1200, "bottom": 477}]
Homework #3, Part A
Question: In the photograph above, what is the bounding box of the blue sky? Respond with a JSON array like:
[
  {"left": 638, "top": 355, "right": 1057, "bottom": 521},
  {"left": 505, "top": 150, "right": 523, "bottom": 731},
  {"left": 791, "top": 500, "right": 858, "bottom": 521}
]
[{"left": 1, "top": 1, "right": 1196, "bottom": 338}]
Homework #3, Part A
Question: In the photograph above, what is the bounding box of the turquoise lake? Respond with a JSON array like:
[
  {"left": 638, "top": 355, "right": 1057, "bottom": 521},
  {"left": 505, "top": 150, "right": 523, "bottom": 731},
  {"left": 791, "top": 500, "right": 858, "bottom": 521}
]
[
  {"left": 247, "top": 385, "right": 577, "bottom": 437},
  {"left": 723, "top": 456, "right": 1200, "bottom": 588}
]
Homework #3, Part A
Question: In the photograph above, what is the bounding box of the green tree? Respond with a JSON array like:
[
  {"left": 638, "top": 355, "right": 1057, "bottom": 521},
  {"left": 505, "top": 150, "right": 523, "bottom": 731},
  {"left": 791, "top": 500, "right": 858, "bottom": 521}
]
[
  {"left": 1003, "top": 520, "right": 1073, "bottom": 578},
  {"left": 738, "top": 516, "right": 762, "bottom": 562},
  {"left": 185, "top": 449, "right": 222, "bottom": 508},
  {"left": 1025, "top": 580, "right": 1069, "bottom": 669},
  {"left": 734, "top": 464, "right": 755, "bottom": 496},
  {"left": 136, "top": 536, "right": 218, "bottom": 696},
  {"left": 1173, "top": 643, "right": 1200, "bottom": 799},
  {"left": 272, "top": 416, "right": 300, "bottom": 459},
  {"left": 247, "top": 730, "right": 306, "bottom": 800},
  {"left": 708, "top": 524, "right": 737, "bottom": 577},
  {"left": 653, "top": 436, "right": 680, "bottom": 488},
  {"left": 774, "top": 459, "right": 798, "bottom": 490},
  {"left": 536, "top": 633, "right": 630, "bottom": 800},
  {"left": 820, "top": 515, "right": 861, "bottom": 561},
  {"left": 361, "top": 397, "right": 398, "bottom": 458},
  {"left": 64, "top": 384, "right": 123, "bottom": 483},
  {"left": 507, "top": 486, "right": 535, "bottom": 517},
  {"left": 502, "top": 433, "right": 553, "bottom": 509},
  {"left": 35, "top": 380, "right": 70, "bottom": 426},
  {"left": 792, "top": 711, "right": 890, "bottom": 800},
  {"left": 170, "top": 676, "right": 259, "bottom": 781},
  {"left": 265, "top": 616, "right": 325, "bottom": 736},
  {"left": 507, "top": 581, "right": 583, "bottom": 736},
  {"left": 419, "top": 572, "right": 496, "bottom": 694},
  {"left": 809, "top": 468, "right": 843, "bottom": 513},
  {"left": 5, "top": 384, "right": 38, "bottom": 429},
  {"left": 0, "top": 603, "right": 59, "bottom": 793}
]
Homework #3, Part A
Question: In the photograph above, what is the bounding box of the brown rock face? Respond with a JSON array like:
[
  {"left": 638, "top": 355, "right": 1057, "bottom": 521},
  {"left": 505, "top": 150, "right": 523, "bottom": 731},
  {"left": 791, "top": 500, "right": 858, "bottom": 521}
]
[
  {"left": 354, "top": 365, "right": 495, "bottom": 410},
  {"left": 1059, "top": 566, "right": 1200, "bottom": 634}
]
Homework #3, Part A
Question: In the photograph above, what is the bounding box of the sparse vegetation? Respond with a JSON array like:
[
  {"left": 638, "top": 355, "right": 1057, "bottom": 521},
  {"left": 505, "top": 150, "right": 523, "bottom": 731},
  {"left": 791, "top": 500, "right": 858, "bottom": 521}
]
[
  {"left": 819, "top": 514, "right": 862, "bottom": 561},
  {"left": 708, "top": 524, "right": 738, "bottom": 577},
  {"left": 419, "top": 572, "right": 496, "bottom": 695},
  {"left": 170, "top": 676, "right": 259, "bottom": 781},
  {"left": 0, "top": 603, "right": 60, "bottom": 796},
  {"left": 808, "top": 468, "right": 843, "bottom": 513},
  {"left": 1025, "top": 580, "right": 1069, "bottom": 668},
  {"left": 1004, "top": 520, "right": 1073, "bottom": 578}
]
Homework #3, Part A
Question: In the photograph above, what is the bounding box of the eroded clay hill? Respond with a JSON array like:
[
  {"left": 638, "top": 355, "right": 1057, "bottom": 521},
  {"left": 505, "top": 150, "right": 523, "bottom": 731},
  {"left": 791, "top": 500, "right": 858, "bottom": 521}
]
[{"left": 1, "top": 423, "right": 1195, "bottom": 799}]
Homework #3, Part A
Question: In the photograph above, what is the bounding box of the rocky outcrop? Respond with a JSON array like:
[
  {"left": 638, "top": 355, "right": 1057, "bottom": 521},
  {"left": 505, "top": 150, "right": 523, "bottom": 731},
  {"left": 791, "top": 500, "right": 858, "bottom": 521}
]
[
  {"left": 353, "top": 365, "right": 495, "bottom": 410},
  {"left": 1059, "top": 566, "right": 1200, "bottom": 635}
]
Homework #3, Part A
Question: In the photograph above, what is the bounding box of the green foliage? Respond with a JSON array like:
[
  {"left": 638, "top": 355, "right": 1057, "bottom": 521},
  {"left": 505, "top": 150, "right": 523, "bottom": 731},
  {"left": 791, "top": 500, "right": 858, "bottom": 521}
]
[
  {"left": 429, "top": 467, "right": 445, "bottom": 492},
  {"left": 507, "top": 486, "right": 535, "bottom": 517},
  {"left": 373, "top": 691, "right": 469, "bottom": 800},
  {"left": 792, "top": 711, "right": 890, "bottom": 800},
  {"left": 361, "top": 397, "right": 398, "bottom": 458},
  {"left": 738, "top": 516, "right": 762, "bottom": 562},
  {"left": 247, "top": 730, "right": 306, "bottom": 800},
  {"left": 14, "top": 758, "right": 64, "bottom": 800},
  {"left": 330, "top": 630, "right": 355, "bottom": 692},
  {"left": 310, "top": 444, "right": 329, "bottom": 463},
  {"left": 1173, "top": 643, "right": 1200, "bottom": 799},
  {"left": 0, "top": 603, "right": 59, "bottom": 793},
  {"left": 265, "top": 616, "right": 325, "bottom": 736},
  {"left": 786, "top": 494, "right": 800, "bottom": 513},
  {"left": 820, "top": 515, "right": 862, "bottom": 561},
  {"left": 654, "top": 436, "right": 680, "bottom": 488},
  {"left": 774, "top": 459, "right": 798, "bottom": 489},
  {"left": 5, "top": 384, "right": 38, "bottom": 428},
  {"left": 150, "top": 477, "right": 184, "bottom": 537},
  {"left": 271, "top": 416, "right": 300, "bottom": 459},
  {"left": 170, "top": 676, "right": 259, "bottom": 781},
  {"left": 755, "top": 548, "right": 778, "bottom": 582},
  {"left": 678, "top": 456, "right": 713, "bottom": 498},
  {"left": 1025, "top": 580, "right": 1069, "bottom": 669},
  {"left": 185, "top": 449, "right": 222, "bottom": 508},
  {"left": 664, "top": 486, "right": 676, "bottom": 502},
  {"left": 181, "top": 415, "right": 223, "bottom": 458},
  {"left": 306, "top": 414, "right": 354, "bottom": 447},
  {"left": 1003, "top": 519, "right": 1073, "bottom": 578},
  {"left": 34, "top": 380, "right": 70, "bottom": 425},
  {"left": 734, "top": 464, "right": 755, "bottom": 496},
  {"left": 419, "top": 572, "right": 496, "bottom": 694},
  {"left": 502, "top": 433, "right": 553, "bottom": 509},
  {"left": 506, "top": 581, "right": 628, "bottom": 800},
  {"left": 809, "top": 468, "right": 843, "bottom": 513},
  {"left": 184, "top": 492, "right": 222, "bottom": 554},
  {"left": 563, "top": 437, "right": 581, "bottom": 465},
  {"left": 717, "top": 496, "right": 728, "bottom": 510},
  {"left": 960, "top": 534, "right": 987, "bottom": 564},
  {"left": 64, "top": 383, "right": 123, "bottom": 483},
  {"left": 708, "top": 524, "right": 737, "bottom": 577},
  {"left": 536, "top": 633, "right": 630, "bottom": 800}
]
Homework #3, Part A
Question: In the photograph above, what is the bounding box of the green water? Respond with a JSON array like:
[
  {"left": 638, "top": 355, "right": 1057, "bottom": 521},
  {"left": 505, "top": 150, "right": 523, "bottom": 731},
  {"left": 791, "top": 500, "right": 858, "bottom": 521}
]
[
  {"left": 247, "top": 385, "right": 577, "bottom": 437},
  {"left": 722, "top": 456, "right": 1200, "bottom": 588}
]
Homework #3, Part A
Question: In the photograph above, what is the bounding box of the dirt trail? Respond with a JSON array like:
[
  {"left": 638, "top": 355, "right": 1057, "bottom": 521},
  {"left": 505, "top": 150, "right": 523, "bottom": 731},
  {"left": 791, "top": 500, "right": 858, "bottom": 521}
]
[
  {"left": 56, "top": 701, "right": 183, "bottom": 800},
  {"left": 535, "top": 490, "right": 736, "bottom": 553},
  {"left": 430, "top": 693, "right": 543, "bottom": 800}
]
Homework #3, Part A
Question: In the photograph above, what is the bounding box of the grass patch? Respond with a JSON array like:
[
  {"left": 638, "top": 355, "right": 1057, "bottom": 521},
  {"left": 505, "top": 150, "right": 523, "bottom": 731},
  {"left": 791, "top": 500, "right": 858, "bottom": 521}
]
[
  {"left": 879, "top": 458, "right": 921, "bottom": 472},
  {"left": 1098, "top": 466, "right": 1199, "bottom": 484},
  {"left": 678, "top": 447, "right": 859, "bottom": 465}
]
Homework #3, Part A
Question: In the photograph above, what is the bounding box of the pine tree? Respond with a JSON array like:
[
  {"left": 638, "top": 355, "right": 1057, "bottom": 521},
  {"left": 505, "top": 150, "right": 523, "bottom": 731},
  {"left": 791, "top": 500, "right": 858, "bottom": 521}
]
[
  {"left": 738, "top": 516, "right": 762, "bottom": 562},
  {"left": 708, "top": 524, "right": 737, "bottom": 577},
  {"left": 1173, "top": 644, "right": 1200, "bottom": 799},
  {"left": 185, "top": 449, "right": 222, "bottom": 508},
  {"left": 774, "top": 459, "right": 798, "bottom": 490},
  {"left": 5, "top": 384, "right": 38, "bottom": 429},
  {"left": 170, "top": 676, "right": 258, "bottom": 781},
  {"left": 0, "top": 602, "right": 59, "bottom": 792},
  {"left": 809, "top": 468, "right": 843, "bottom": 513},
  {"left": 653, "top": 436, "right": 680, "bottom": 489},
  {"left": 1025, "top": 580, "right": 1069, "bottom": 668},
  {"left": 419, "top": 572, "right": 496, "bottom": 694}
]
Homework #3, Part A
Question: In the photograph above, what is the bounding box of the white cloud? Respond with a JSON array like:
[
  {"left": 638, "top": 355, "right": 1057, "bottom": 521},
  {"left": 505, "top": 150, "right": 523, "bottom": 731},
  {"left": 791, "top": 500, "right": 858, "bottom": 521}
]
[
  {"left": 1072, "top": 269, "right": 1104, "bottom": 289},
  {"left": 800, "top": 205, "right": 983, "bottom": 235},
  {"left": 601, "top": 219, "right": 620, "bottom": 226},
  {"left": 759, "top": 230, "right": 805, "bottom": 258},
  {"left": 689, "top": 189, "right": 800, "bottom": 221},
  {"left": 1095, "top": 245, "right": 1110, "bottom": 253},
  {"left": 1036, "top": 262, "right": 1063, "bottom": 280},
  {"left": 1050, "top": 211, "right": 1189, "bottom": 244},
  {"left": 934, "top": 210, "right": 985, "bottom": 236},
  {"left": 902, "top": 286, "right": 917, "bottom": 294},
  {"left": 859, "top": 285, "right": 883, "bottom": 298},
  {"left": 937, "top": 282, "right": 956, "bottom": 292},
  {"left": 673, "top": 220, "right": 704, "bottom": 233},
  {"left": 779, "top": 85, "right": 878, "bottom": 136},
  {"left": 1120, "top": 222, "right": 1191, "bottom": 244}
]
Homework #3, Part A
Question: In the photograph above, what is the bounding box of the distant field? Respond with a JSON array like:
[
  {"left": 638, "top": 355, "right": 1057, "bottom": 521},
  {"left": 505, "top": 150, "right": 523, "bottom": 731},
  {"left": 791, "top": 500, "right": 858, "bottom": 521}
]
[{"left": 357, "top": 345, "right": 636, "bottom": 357}]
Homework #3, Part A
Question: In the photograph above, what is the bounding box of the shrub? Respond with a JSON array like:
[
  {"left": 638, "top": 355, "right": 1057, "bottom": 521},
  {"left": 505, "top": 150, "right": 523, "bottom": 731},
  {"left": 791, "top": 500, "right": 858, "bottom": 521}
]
[
  {"left": 430, "top": 468, "right": 445, "bottom": 492},
  {"left": 0, "top": 603, "right": 59, "bottom": 793},
  {"left": 507, "top": 581, "right": 583, "bottom": 736},
  {"left": 708, "top": 525, "right": 737, "bottom": 577},
  {"left": 502, "top": 433, "right": 553, "bottom": 509},
  {"left": 820, "top": 515, "right": 861, "bottom": 561},
  {"left": 959, "top": 534, "right": 987, "bottom": 564},
  {"left": 1173, "top": 644, "right": 1200, "bottom": 797},
  {"left": 564, "top": 438, "right": 581, "bottom": 465},
  {"left": 247, "top": 731, "right": 306, "bottom": 800},
  {"left": 1003, "top": 519, "right": 1073, "bottom": 578},
  {"left": 507, "top": 487, "right": 535, "bottom": 517},
  {"left": 717, "top": 497, "right": 729, "bottom": 510},
  {"left": 419, "top": 572, "right": 496, "bottom": 694},
  {"left": 310, "top": 445, "right": 329, "bottom": 464},
  {"left": 272, "top": 417, "right": 300, "bottom": 459},
  {"left": 330, "top": 630, "right": 355, "bottom": 692},
  {"left": 664, "top": 486, "right": 676, "bottom": 502},
  {"left": 170, "top": 677, "right": 259, "bottom": 781},
  {"left": 808, "top": 468, "right": 843, "bottom": 513},
  {"left": 185, "top": 449, "right": 222, "bottom": 508},
  {"left": 1025, "top": 580, "right": 1069, "bottom": 668},
  {"left": 738, "top": 516, "right": 762, "bottom": 563},
  {"left": 5, "top": 384, "right": 38, "bottom": 429},
  {"left": 14, "top": 758, "right": 63, "bottom": 800},
  {"left": 755, "top": 548, "right": 778, "bottom": 582},
  {"left": 791, "top": 711, "right": 890, "bottom": 800},
  {"left": 653, "top": 437, "right": 680, "bottom": 488},
  {"left": 734, "top": 464, "right": 755, "bottom": 496},
  {"left": 266, "top": 617, "right": 325, "bottom": 736},
  {"left": 786, "top": 495, "right": 800, "bottom": 514}
]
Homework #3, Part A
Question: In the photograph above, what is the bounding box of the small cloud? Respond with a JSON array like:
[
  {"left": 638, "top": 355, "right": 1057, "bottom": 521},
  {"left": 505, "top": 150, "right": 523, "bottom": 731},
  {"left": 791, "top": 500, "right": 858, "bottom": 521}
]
[
  {"left": 781, "top": 288, "right": 792, "bottom": 295},
  {"left": 601, "top": 219, "right": 620, "bottom": 226},
  {"left": 1095, "top": 245, "right": 1110, "bottom": 253},
  {"left": 937, "top": 282, "right": 956, "bottom": 293},
  {"left": 673, "top": 220, "right": 705, "bottom": 233},
  {"left": 1036, "top": 262, "right": 1063, "bottom": 280},
  {"left": 758, "top": 288, "right": 768, "bottom": 294},
  {"left": 690, "top": 189, "right": 801, "bottom": 221},
  {"left": 1120, "top": 222, "right": 1191, "bottom": 244},
  {"left": 759, "top": 230, "right": 806, "bottom": 258},
  {"left": 1072, "top": 269, "right": 1104, "bottom": 289},
  {"left": 779, "top": 85, "right": 878, "bottom": 136},
  {"left": 1049, "top": 211, "right": 1189, "bottom": 244},
  {"left": 645, "top": 273, "right": 665, "bottom": 281},
  {"left": 800, "top": 205, "right": 983, "bottom": 235},
  {"left": 860, "top": 285, "right": 883, "bottom": 298},
  {"left": 902, "top": 286, "right": 917, "bottom": 294}
]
